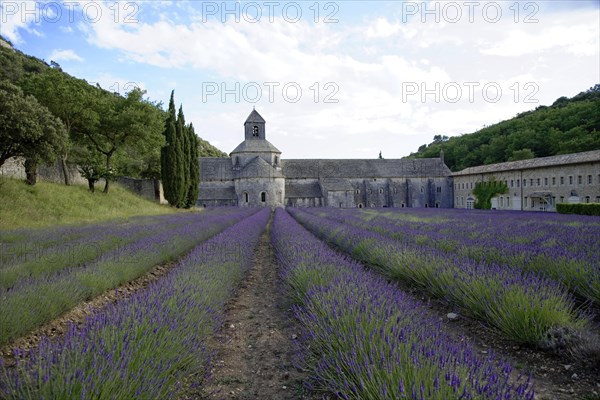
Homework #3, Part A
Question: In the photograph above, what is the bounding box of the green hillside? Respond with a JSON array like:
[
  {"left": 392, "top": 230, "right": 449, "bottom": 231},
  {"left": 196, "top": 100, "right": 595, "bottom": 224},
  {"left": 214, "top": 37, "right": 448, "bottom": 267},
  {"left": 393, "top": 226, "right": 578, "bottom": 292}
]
[
  {"left": 409, "top": 85, "right": 600, "bottom": 171},
  {"left": 0, "top": 178, "right": 176, "bottom": 229}
]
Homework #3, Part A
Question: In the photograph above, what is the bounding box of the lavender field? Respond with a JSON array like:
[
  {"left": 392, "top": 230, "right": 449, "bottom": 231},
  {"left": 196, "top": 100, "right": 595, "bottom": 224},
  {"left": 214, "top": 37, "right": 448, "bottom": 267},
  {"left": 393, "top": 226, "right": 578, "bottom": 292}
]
[{"left": 1, "top": 207, "right": 599, "bottom": 399}]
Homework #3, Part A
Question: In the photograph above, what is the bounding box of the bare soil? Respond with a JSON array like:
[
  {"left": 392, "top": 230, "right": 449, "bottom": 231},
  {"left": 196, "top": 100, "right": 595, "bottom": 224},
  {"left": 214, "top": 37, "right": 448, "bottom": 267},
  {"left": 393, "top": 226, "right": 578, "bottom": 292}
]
[{"left": 192, "top": 222, "right": 326, "bottom": 400}]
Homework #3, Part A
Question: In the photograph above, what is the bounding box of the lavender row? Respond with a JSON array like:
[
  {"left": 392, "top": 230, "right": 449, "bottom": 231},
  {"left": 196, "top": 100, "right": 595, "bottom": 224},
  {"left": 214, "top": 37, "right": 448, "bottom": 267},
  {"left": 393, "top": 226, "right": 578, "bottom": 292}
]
[
  {"left": 0, "top": 208, "right": 257, "bottom": 346},
  {"left": 273, "top": 208, "right": 534, "bottom": 399},
  {"left": 0, "top": 208, "right": 271, "bottom": 399},
  {"left": 0, "top": 209, "right": 242, "bottom": 288},
  {"left": 288, "top": 208, "right": 584, "bottom": 347},
  {"left": 306, "top": 207, "right": 600, "bottom": 306}
]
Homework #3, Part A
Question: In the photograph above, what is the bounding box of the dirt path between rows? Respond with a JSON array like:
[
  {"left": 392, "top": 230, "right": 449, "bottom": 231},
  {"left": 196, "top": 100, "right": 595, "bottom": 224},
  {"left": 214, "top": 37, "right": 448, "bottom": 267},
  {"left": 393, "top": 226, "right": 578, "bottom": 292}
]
[{"left": 195, "top": 220, "right": 324, "bottom": 400}]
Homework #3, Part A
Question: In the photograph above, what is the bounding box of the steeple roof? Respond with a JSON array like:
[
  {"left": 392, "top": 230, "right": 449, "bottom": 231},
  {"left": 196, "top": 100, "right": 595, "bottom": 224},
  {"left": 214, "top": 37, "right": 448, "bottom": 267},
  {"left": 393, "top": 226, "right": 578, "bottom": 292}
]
[{"left": 245, "top": 108, "right": 266, "bottom": 124}]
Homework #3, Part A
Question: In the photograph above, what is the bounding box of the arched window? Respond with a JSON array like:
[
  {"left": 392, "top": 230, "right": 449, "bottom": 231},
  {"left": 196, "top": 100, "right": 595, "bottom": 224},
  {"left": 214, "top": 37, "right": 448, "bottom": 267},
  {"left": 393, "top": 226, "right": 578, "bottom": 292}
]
[
  {"left": 261, "top": 192, "right": 266, "bottom": 202},
  {"left": 252, "top": 126, "right": 259, "bottom": 137},
  {"left": 401, "top": 203, "right": 405, "bottom": 208},
  {"left": 244, "top": 192, "right": 249, "bottom": 203},
  {"left": 357, "top": 203, "right": 363, "bottom": 208}
]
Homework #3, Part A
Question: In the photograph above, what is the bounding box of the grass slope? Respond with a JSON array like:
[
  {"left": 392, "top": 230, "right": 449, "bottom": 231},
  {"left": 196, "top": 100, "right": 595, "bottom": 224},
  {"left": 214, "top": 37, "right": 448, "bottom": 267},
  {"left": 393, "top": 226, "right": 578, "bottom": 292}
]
[{"left": 0, "top": 178, "right": 175, "bottom": 229}]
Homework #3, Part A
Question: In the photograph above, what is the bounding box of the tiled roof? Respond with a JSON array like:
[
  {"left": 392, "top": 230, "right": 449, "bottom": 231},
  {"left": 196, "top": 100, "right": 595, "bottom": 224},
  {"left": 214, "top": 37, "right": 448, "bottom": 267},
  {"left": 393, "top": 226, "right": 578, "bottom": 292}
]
[
  {"left": 244, "top": 109, "right": 266, "bottom": 124},
  {"left": 199, "top": 158, "right": 234, "bottom": 181},
  {"left": 237, "top": 156, "right": 283, "bottom": 178},
  {"left": 231, "top": 139, "right": 281, "bottom": 154},
  {"left": 281, "top": 158, "right": 451, "bottom": 178},
  {"left": 453, "top": 150, "right": 600, "bottom": 176}
]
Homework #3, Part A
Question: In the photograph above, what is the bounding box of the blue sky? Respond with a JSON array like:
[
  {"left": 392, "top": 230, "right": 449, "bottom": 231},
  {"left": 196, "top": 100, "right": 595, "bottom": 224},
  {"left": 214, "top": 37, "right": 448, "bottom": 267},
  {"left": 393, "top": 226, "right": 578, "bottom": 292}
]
[{"left": 2, "top": 0, "right": 599, "bottom": 158}]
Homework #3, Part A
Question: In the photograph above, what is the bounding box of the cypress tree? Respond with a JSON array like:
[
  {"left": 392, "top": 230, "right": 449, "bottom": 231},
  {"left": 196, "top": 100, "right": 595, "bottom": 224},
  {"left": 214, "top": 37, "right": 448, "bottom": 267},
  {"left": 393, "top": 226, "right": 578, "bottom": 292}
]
[
  {"left": 160, "top": 91, "right": 178, "bottom": 206},
  {"left": 186, "top": 123, "right": 199, "bottom": 208},
  {"left": 176, "top": 105, "right": 190, "bottom": 208}
]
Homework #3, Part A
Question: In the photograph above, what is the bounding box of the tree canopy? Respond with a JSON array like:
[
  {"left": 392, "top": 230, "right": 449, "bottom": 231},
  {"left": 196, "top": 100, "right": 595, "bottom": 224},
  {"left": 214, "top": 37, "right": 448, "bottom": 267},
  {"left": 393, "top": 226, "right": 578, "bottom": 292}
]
[
  {"left": 0, "top": 80, "right": 67, "bottom": 184},
  {"left": 409, "top": 84, "right": 600, "bottom": 171}
]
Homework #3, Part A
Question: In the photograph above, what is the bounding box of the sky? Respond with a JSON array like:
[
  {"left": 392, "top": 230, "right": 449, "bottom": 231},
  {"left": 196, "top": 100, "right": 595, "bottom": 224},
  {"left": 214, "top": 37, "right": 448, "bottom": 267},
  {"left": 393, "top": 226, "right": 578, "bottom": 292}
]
[{"left": 1, "top": 0, "right": 599, "bottom": 159}]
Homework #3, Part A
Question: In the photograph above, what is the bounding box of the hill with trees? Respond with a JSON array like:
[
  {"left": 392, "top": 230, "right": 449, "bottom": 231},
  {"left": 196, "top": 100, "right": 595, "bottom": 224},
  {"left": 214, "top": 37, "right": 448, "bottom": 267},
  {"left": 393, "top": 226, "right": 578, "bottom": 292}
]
[
  {"left": 408, "top": 85, "right": 600, "bottom": 171},
  {"left": 0, "top": 36, "right": 227, "bottom": 200}
]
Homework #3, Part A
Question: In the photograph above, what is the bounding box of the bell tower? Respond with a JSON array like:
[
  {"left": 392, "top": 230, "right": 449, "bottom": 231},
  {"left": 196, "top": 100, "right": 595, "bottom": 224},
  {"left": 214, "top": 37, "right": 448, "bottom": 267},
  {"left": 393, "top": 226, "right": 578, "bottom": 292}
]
[{"left": 244, "top": 108, "right": 266, "bottom": 140}]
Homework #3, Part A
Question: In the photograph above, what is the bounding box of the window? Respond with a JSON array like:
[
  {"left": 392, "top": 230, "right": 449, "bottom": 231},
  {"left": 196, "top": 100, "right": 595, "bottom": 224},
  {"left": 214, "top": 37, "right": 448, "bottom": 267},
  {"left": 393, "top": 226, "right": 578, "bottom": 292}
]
[
  {"left": 569, "top": 176, "right": 573, "bottom": 185},
  {"left": 537, "top": 178, "right": 541, "bottom": 186},
  {"left": 379, "top": 188, "right": 383, "bottom": 194},
  {"left": 260, "top": 192, "right": 266, "bottom": 202},
  {"left": 339, "top": 202, "right": 343, "bottom": 208},
  {"left": 552, "top": 177, "right": 556, "bottom": 185},
  {"left": 585, "top": 196, "right": 590, "bottom": 203},
  {"left": 530, "top": 179, "right": 533, "bottom": 186},
  {"left": 510, "top": 180, "right": 514, "bottom": 188},
  {"left": 588, "top": 175, "right": 592, "bottom": 184},
  {"left": 456, "top": 197, "right": 459, "bottom": 204},
  {"left": 401, "top": 203, "right": 405, "bottom": 208},
  {"left": 274, "top": 156, "right": 278, "bottom": 165},
  {"left": 523, "top": 180, "right": 527, "bottom": 187},
  {"left": 393, "top": 188, "right": 398, "bottom": 194},
  {"left": 560, "top": 196, "right": 564, "bottom": 203},
  {"left": 244, "top": 192, "right": 249, "bottom": 203},
  {"left": 517, "top": 180, "right": 520, "bottom": 187},
  {"left": 356, "top": 189, "right": 360, "bottom": 194},
  {"left": 596, "top": 196, "right": 600, "bottom": 203},
  {"left": 551, "top": 197, "right": 555, "bottom": 205},
  {"left": 435, "top": 202, "right": 440, "bottom": 208},
  {"left": 524, "top": 197, "right": 528, "bottom": 207},
  {"left": 252, "top": 126, "right": 259, "bottom": 137},
  {"left": 578, "top": 175, "right": 582, "bottom": 185},
  {"left": 436, "top": 187, "right": 442, "bottom": 193},
  {"left": 470, "top": 182, "right": 473, "bottom": 189},
  {"left": 500, "top": 197, "right": 504, "bottom": 207},
  {"left": 358, "top": 203, "right": 363, "bottom": 208},
  {"left": 560, "top": 176, "right": 564, "bottom": 185},
  {"left": 544, "top": 177, "right": 548, "bottom": 186},
  {"left": 420, "top": 187, "right": 424, "bottom": 193}
]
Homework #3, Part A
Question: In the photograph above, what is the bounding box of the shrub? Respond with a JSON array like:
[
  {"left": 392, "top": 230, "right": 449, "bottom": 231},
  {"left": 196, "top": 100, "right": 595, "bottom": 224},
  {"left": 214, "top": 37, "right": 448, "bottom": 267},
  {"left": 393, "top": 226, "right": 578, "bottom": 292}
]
[{"left": 556, "top": 203, "right": 600, "bottom": 216}]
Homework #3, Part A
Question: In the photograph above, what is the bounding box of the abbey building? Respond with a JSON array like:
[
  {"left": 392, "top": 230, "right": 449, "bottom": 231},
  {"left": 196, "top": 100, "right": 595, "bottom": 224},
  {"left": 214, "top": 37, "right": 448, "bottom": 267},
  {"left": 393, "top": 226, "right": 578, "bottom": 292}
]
[{"left": 197, "top": 109, "right": 454, "bottom": 208}]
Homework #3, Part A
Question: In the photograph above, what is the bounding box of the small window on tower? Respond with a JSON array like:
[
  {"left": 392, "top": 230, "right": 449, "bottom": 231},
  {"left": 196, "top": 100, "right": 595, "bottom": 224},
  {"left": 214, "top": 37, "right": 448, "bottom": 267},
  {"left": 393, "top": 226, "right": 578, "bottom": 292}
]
[{"left": 252, "top": 126, "right": 259, "bottom": 137}]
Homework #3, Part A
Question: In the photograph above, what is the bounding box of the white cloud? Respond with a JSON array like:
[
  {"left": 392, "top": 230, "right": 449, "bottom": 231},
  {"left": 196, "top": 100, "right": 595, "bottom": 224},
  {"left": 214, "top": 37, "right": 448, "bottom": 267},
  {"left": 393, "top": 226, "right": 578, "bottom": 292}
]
[
  {"left": 0, "top": 0, "right": 41, "bottom": 43},
  {"left": 48, "top": 49, "right": 83, "bottom": 62},
  {"left": 6, "top": 1, "right": 597, "bottom": 158}
]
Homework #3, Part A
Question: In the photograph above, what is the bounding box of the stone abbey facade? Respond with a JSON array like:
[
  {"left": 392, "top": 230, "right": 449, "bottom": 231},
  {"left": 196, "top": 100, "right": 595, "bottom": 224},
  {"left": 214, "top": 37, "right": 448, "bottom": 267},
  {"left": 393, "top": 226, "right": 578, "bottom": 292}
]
[{"left": 198, "top": 109, "right": 454, "bottom": 208}]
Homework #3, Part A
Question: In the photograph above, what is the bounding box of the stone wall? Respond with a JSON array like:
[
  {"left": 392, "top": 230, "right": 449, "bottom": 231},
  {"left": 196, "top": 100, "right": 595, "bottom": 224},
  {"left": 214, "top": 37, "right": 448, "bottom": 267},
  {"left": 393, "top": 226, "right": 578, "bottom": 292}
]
[
  {"left": 1, "top": 157, "right": 165, "bottom": 204},
  {"left": 0, "top": 157, "right": 88, "bottom": 185},
  {"left": 117, "top": 177, "right": 165, "bottom": 204}
]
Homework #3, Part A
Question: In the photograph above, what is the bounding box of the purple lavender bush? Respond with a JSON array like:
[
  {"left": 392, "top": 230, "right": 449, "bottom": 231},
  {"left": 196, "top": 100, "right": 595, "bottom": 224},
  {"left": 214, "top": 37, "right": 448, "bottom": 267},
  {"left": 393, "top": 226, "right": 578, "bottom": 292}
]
[
  {"left": 0, "top": 208, "right": 256, "bottom": 346},
  {"left": 273, "top": 208, "right": 534, "bottom": 399},
  {"left": 288, "top": 207, "right": 584, "bottom": 347},
  {"left": 0, "top": 208, "right": 270, "bottom": 399}
]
